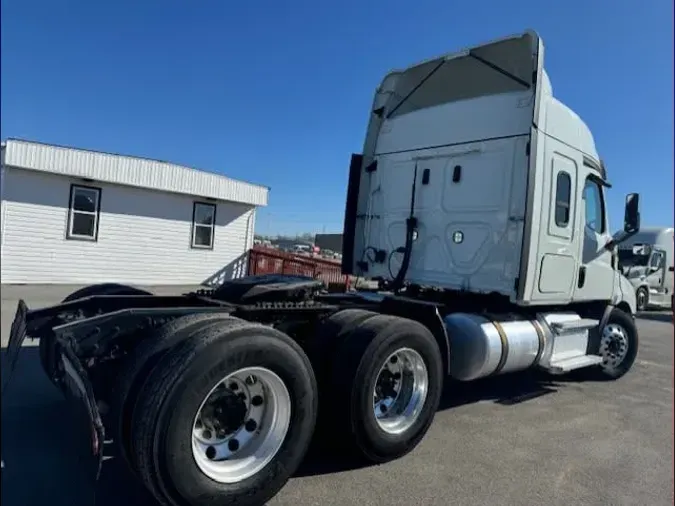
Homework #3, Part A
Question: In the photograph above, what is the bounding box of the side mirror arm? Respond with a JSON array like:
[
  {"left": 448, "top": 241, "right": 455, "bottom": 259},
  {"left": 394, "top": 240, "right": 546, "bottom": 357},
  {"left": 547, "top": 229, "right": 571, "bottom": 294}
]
[{"left": 604, "top": 228, "right": 639, "bottom": 251}]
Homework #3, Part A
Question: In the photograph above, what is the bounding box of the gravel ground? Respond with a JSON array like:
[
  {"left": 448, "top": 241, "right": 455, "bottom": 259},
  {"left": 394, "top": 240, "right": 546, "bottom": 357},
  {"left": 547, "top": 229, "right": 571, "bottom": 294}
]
[{"left": 1, "top": 285, "right": 672, "bottom": 506}]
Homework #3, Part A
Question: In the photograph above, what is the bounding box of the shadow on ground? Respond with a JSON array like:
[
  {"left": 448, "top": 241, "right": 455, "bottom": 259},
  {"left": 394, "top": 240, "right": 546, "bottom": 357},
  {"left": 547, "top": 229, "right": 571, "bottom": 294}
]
[
  {"left": 637, "top": 311, "right": 673, "bottom": 324},
  {"left": 0, "top": 347, "right": 582, "bottom": 506}
]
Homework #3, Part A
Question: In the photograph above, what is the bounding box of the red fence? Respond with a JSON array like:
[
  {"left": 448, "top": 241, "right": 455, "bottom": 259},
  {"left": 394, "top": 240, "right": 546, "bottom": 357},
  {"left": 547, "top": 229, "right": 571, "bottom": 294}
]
[{"left": 247, "top": 246, "right": 350, "bottom": 290}]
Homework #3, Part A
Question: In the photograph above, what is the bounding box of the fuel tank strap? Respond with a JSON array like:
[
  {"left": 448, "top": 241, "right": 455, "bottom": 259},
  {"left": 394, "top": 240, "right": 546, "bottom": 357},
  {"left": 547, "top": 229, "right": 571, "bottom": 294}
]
[
  {"left": 484, "top": 314, "right": 509, "bottom": 376},
  {"left": 531, "top": 318, "right": 547, "bottom": 365}
]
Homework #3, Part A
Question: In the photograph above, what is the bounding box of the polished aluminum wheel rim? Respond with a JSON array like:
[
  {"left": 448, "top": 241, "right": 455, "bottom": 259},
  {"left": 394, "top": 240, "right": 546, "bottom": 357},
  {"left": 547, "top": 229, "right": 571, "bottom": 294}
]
[
  {"left": 599, "top": 323, "right": 629, "bottom": 371},
  {"left": 372, "top": 347, "right": 428, "bottom": 435},
  {"left": 191, "top": 367, "right": 291, "bottom": 484}
]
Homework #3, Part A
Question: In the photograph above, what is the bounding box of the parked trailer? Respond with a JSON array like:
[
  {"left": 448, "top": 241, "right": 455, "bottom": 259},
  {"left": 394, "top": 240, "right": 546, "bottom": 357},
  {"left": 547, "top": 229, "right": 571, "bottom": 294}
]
[{"left": 3, "top": 30, "right": 643, "bottom": 506}]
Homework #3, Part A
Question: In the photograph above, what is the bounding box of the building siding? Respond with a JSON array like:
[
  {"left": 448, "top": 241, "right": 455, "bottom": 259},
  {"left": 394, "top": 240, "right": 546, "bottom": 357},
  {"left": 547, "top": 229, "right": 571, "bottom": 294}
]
[
  {"left": 3, "top": 139, "right": 269, "bottom": 207},
  {"left": 0, "top": 167, "right": 255, "bottom": 285}
]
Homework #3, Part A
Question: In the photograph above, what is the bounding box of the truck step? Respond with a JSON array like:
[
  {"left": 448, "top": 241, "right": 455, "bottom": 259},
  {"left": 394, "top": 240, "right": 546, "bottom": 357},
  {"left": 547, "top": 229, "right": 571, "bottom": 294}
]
[
  {"left": 549, "top": 318, "right": 599, "bottom": 335},
  {"left": 544, "top": 354, "right": 604, "bottom": 375}
]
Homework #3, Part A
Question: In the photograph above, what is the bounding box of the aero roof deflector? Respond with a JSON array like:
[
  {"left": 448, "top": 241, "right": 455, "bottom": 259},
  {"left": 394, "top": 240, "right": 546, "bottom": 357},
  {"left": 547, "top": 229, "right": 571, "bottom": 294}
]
[
  {"left": 385, "top": 51, "right": 533, "bottom": 120},
  {"left": 385, "top": 60, "right": 446, "bottom": 119},
  {"left": 467, "top": 52, "right": 532, "bottom": 89}
]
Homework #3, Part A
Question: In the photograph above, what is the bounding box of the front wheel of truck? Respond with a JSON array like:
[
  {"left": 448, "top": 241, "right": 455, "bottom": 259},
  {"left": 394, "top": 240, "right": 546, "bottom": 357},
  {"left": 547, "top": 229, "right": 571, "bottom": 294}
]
[
  {"left": 594, "top": 308, "right": 639, "bottom": 380},
  {"left": 635, "top": 287, "right": 649, "bottom": 312},
  {"left": 129, "top": 318, "right": 318, "bottom": 506},
  {"left": 328, "top": 314, "right": 443, "bottom": 463}
]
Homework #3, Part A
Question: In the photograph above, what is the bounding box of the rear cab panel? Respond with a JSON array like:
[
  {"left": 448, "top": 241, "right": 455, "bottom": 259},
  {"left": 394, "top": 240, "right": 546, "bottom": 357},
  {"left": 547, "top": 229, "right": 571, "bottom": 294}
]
[{"left": 346, "top": 32, "right": 543, "bottom": 300}]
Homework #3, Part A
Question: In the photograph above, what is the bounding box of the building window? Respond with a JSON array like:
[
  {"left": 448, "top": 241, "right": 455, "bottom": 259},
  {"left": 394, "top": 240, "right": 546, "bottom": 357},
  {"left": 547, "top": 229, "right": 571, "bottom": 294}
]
[
  {"left": 191, "top": 201, "right": 216, "bottom": 249},
  {"left": 67, "top": 184, "right": 101, "bottom": 240},
  {"left": 554, "top": 171, "right": 571, "bottom": 227}
]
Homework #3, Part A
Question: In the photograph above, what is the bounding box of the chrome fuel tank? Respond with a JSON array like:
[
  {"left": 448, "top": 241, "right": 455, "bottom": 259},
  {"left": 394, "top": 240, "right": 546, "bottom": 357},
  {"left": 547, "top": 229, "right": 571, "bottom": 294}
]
[{"left": 444, "top": 313, "right": 548, "bottom": 381}]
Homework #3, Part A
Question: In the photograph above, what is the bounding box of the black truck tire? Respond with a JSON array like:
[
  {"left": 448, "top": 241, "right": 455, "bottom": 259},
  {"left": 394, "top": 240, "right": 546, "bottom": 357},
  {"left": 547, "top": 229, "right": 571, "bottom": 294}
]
[
  {"left": 308, "top": 309, "right": 379, "bottom": 440},
  {"left": 308, "top": 309, "right": 378, "bottom": 387},
  {"left": 329, "top": 314, "right": 443, "bottom": 463},
  {"left": 593, "top": 307, "right": 639, "bottom": 380},
  {"left": 129, "top": 318, "right": 318, "bottom": 506},
  {"left": 111, "top": 312, "right": 236, "bottom": 473},
  {"left": 39, "top": 283, "right": 152, "bottom": 382},
  {"left": 62, "top": 283, "right": 152, "bottom": 303},
  {"left": 635, "top": 287, "right": 649, "bottom": 312}
]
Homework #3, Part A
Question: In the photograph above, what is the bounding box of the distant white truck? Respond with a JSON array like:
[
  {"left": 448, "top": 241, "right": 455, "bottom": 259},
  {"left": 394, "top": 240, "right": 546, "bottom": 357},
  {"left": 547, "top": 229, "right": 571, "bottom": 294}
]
[{"left": 618, "top": 227, "right": 674, "bottom": 311}]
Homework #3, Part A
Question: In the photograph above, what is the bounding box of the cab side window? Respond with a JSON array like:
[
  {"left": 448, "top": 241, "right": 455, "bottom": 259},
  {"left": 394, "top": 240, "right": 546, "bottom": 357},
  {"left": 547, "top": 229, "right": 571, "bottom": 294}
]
[
  {"left": 554, "top": 172, "right": 571, "bottom": 227},
  {"left": 582, "top": 178, "right": 606, "bottom": 233},
  {"left": 649, "top": 252, "right": 663, "bottom": 270}
]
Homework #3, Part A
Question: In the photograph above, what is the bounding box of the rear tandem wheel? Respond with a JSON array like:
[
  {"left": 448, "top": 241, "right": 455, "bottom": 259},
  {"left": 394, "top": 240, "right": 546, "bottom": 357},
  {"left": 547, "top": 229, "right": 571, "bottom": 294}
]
[
  {"left": 320, "top": 311, "right": 444, "bottom": 463},
  {"left": 111, "top": 312, "right": 236, "bottom": 473},
  {"left": 127, "top": 317, "right": 318, "bottom": 506}
]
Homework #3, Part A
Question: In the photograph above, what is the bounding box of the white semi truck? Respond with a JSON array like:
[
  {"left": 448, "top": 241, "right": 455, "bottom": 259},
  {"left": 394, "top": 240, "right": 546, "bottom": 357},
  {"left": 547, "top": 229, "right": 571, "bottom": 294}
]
[
  {"left": 3, "top": 30, "right": 643, "bottom": 506},
  {"left": 618, "top": 226, "right": 674, "bottom": 310}
]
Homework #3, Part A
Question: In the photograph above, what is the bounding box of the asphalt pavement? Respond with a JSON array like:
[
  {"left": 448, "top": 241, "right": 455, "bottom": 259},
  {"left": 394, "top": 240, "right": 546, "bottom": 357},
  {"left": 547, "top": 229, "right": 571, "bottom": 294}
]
[{"left": 1, "top": 286, "right": 673, "bottom": 506}]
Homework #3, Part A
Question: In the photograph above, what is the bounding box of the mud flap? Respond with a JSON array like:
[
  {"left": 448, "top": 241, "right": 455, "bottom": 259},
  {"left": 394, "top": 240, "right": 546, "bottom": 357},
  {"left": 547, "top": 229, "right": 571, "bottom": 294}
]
[
  {"left": 1, "top": 299, "right": 106, "bottom": 480},
  {"left": 59, "top": 345, "right": 106, "bottom": 480},
  {"left": 1, "top": 299, "right": 29, "bottom": 394}
]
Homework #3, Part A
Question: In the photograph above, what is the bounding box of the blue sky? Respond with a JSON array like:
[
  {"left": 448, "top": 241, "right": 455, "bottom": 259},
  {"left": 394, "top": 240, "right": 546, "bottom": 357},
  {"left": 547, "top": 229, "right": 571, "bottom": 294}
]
[{"left": 1, "top": 0, "right": 672, "bottom": 236}]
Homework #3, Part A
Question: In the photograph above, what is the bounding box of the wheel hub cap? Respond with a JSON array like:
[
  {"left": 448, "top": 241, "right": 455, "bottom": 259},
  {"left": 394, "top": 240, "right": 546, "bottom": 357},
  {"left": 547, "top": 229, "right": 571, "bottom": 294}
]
[
  {"left": 200, "top": 390, "right": 248, "bottom": 436},
  {"left": 599, "top": 323, "right": 629, "bottom": 370},
  {"left": 191, "top": 367, "right": 291, "bottom": 484},
  {"left": 372, "top": 348, "right": 429, "bottom": 435}
]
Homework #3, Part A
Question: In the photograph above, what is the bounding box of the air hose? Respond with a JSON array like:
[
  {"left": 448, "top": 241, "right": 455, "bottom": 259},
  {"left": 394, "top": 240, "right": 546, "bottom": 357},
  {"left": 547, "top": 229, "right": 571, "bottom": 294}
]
[{"left": 390, "top": 164, "right": 419, "bottom": 292}]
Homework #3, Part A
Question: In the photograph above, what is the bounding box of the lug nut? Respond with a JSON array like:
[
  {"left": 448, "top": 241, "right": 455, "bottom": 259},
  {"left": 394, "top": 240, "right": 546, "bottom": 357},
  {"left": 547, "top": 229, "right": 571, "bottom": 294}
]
[
  {"left": 251, "top": 395, "right": 263, "bottom": 407},
  {"left": 228, "top": 439, "right": 240, "bottom": 452},
  {"left": 245, "top": 375, "right": 257, "bottom": 386},
  {"left": 202, "top": 430, "right": 212, "bottom": 439},
  {"left": 229, "top": 382, "right": 239, "bottom": 391},
  {"left": 217, "top": 429, "right": 227, "bottom": 439},
  {"left": 206, "top": 446, "right": 217, "bottom": 460},
  {"left": 390, "top": 355, "right": 398, "bottom": 365},
  {"left": 245, "top": 419, "right": 257, "bottom": 432}
]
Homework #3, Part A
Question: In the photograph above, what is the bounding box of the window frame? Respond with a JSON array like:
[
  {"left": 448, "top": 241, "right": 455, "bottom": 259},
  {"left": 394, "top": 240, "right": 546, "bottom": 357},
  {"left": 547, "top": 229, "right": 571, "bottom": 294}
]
[
  {"left": 649, "top": 251, "right": 664, "bottom": 271},
  {"left": 66, "top": 183, "right": 102, "bottom": 241},
  {"left": 191, "top": 201, "right": 217, "bottom": 250},
  {"left": 582, "top": 177, "right": 607, "bottom": 234},
  {"left": 554, "top": 171, "right": 572, "bottom": 228}
]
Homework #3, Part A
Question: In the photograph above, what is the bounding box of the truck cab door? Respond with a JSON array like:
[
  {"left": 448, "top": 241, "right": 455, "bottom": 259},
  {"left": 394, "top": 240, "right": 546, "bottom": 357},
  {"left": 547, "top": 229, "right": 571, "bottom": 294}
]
[
  {"left": 647, "top": 250, "right": 665, "bottom": 289},
  {"left": 645, "top": 249, "right": 670, "bottom": 305},
  {"left": 667, "top": 256, "right": 675, "bottom": 303},
  {"left": 573, "top": 175, "right": 615, "bottom": 301}
]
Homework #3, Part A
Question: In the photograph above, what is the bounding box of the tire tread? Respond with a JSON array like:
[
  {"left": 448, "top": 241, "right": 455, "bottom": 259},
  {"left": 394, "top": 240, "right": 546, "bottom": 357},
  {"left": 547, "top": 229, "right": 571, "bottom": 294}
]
[{"left": 113, "top": 312, "right": 235, "bottom": 472}]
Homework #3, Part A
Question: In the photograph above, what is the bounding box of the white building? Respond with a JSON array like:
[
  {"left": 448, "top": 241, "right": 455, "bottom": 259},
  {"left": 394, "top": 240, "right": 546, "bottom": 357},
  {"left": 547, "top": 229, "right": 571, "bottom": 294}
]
[{"left": 0, "top": 139, "right": 269, "bottom": 285}]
